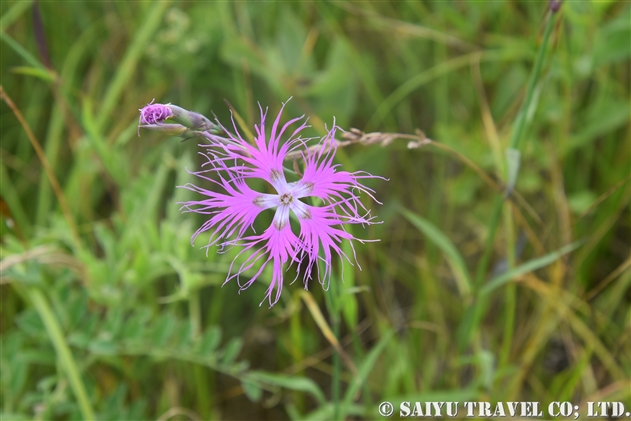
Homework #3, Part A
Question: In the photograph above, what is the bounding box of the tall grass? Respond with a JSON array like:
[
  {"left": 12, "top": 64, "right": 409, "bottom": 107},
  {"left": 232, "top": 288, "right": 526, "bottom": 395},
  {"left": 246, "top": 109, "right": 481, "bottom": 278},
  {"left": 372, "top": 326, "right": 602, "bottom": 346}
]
[{"left": 1, "top": 1, "right": 629, "bottom": 420}]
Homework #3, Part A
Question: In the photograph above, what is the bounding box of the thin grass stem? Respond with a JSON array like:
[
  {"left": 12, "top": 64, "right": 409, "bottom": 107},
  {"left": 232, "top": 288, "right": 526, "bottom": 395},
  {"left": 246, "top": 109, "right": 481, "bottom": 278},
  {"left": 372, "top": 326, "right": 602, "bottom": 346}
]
[
  {"left": 0, "top": 86, "right": 81, "bottom": 248},
  {"left": 25, "top": 286, "right": 96, "bottom": 420},
  {"left": 330, "top": 281, "right": 342, "bottom": 421},
  {"left": 321, "top": 276, "right": 342, "bottom": 420},
  {"left": 474, "top": 11, "right": 557, "bottom": 287}
]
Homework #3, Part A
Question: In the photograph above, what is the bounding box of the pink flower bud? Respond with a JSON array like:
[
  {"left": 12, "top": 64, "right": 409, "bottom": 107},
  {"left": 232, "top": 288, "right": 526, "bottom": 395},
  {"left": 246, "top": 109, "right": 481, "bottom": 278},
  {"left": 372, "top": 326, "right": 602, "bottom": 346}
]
[{"left": 139, "top": 102, "right": 173, "bottom": 125}]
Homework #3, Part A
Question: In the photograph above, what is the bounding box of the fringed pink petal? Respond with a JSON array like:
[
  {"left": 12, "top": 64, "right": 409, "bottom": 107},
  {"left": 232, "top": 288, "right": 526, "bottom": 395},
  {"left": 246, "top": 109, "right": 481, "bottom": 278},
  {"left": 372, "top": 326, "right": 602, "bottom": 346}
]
[{"left": 179, "top": 100, "right": 382, "bottom": 306}]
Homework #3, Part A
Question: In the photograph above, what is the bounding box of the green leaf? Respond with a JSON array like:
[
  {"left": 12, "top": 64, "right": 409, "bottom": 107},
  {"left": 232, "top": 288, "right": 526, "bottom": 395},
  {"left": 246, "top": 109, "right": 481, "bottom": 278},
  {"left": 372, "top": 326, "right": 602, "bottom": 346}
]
[
  {"left": 400, "top": 207, "right": 472, "bottom": 297},
  {"left": 151, "top": 314, "right": 177, "bottom": 347},
  {"left": 568, "top": 100, "right": 629, "bottom": 152},
  {"left": 220, "top": 338, "right": 243, "bottom": 366},
  {"left": 247, "top": 372, "right": 326, "bottom": 405},
  {"left": 198, "top": 326, "right": 222, "bottom": 354},
  {"left": 88, "top": 338, "right": 118, "bottom": 356},
  {"left": 241, "top": 379, "right": 263, "bottom": 402},
  {"left": 568, "top": 190, "right": 598, "bottom": 214},
  {"left": 18, "top": 349, "right": 56, "bottom": 366},
  {"left": 175, "top": 320, "right": 195, "bottom": 350},
  {"left": 386, "top": 388, "right": 479, "bottom": 409},
  {"left": 594, "top": 16, "right": 631, "bottom": 67},
  {"left": 340, "top": 330, "right": 393, "bottom": 419},
  {"left": 0, "top": 0, "right": 33, "bottom": 29},
  {"left": 122, "top": 308, "right": 151, "bottom": 341},
  {"left": 303, "top": 40, "right": 358, "bottom": 123},
  {"left": 477, "top": 350, "right": 495, "bottom": 390},
  {"left": 102, "top": 305, "right": 124, "bottom": 339},
  {"left": 505, "top": 148, "right": 521, "bottom": 196},
  {"left": 67, "top": 332, "right": 91, "bottom": 349},
  {"left": 11, "top": 66, "right": 55, "bottom": 81},
  {"left": 456, "top": 295, "right": 489, "bottom": 351},
  {"left": 480, "top": 241, "right": 583, "bottom": 295},
  {"left": 275, "top": 8, "right": 310, "bottom": 75},
  {"left": 15, "top": 310, "right": 46, "bottom": 338},
  {"left": 66, "top": 293, "right": 88, "bottom": 331},
  {"left": 95, "top": 0, "right": 172, "bottom": 131},
  {"left": 0, "top": 31, "right": 46, "bottom": 70},
  {"left": 0, "top": 413, "right": 30, "bottom": 421},
  {"left": 302, "top": 403, "right": 365, "bottom": 421},
  {"left": 3, "top": 259, "right": 44, "bottom": 286},
  {"left": 82, "top": 312, "right": 101, "bottom": 339},
  {"left": 3, "top": 333, "right": 29, "bottom": 395}
]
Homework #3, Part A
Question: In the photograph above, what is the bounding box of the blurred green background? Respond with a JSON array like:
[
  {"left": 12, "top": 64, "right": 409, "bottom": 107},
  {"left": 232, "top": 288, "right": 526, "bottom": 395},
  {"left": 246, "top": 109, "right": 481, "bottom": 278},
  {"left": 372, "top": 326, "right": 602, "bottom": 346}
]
[{"left": 1, "top": 1, "right": 629, "bottom": 420}]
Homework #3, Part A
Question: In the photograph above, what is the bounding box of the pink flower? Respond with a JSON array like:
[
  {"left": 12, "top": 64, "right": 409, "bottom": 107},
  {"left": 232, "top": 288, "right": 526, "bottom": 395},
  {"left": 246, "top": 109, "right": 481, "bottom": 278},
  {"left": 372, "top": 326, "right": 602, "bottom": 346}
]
[
  {"left": 179, "top": 100, "right": 381, "bottom": 307},
  {"left": 139, "top": 102, "right": 173, "bottom": 125}
]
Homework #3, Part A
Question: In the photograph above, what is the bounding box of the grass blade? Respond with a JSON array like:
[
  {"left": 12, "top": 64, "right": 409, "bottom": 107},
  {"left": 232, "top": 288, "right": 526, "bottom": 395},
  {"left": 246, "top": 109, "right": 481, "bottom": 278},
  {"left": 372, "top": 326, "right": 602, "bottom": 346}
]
[
  {"left": 401, "top": 207, "right": 472, "bottom": 297},
  {"left": 23, "top": 286, "right": 96, "bottom": 421},
  {"left": 247, "top": 372, "right": 326, "bottom": 405},
  {"left": 0, "top": 0, "right": 32, "bottom": 29},
  {"left": 0, "top": 31, "right": 47, "bottom": 71},
  {"left": 480, "top": 241, "right": 583, "bottom": 296},
  {"left": 95, "top": 1, "right": 171, "bottom": 130},
  {"left": 300, "top": 291, "right": 358, "bottom": 376},
  {"left": 340, "top": 330, "right": 393, "bottom": 419}
]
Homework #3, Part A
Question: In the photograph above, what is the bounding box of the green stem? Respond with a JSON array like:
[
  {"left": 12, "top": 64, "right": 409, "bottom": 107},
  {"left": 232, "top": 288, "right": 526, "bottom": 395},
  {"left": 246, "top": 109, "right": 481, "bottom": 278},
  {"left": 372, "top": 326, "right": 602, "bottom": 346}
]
[
  {"left": 332, "top": 303, "right": 341, "bottom": 421},
  {"left": 189, "top": 289, "right": 206, "bottom": 415},
  {"left": 499, "top": 209, "right": 517, "bottom": 370},
  {"left": 474, "top": 195, "right": 504, "bottom": 286},
  {"left": 500, "top": 285, "right": 517, "bottom": 369},
  {"left": 0, "top": 163, "right": 31, "bottom": 238},
  {"left": 462, "top": 11, "right": 558, "bottom": 352},
  {"left": 189, "top": 291, "right": 201, "bottom": 338},
  {"left": 324, "top": 277, "right": 342, "bottom": 420},
  {"left": 26, "top": 287, "right": 96, "bottom": 420},
  {"left": 95, "top": 1, "right": 171, "bottom": 131},
  {"left": 36, "top": 104, "right": 64, "bottom": 226},
  {"left": 290, "top": 298, "right": 306, "bottom": 412},
  {"left": 193, "top": 365, "right": 210, "bottom": 420},
  {"left": 474, "top": 12, "right": 557, "bottom": 286},
  {"left": 508, "top": 13, "right": 556, "bottom": 151}
]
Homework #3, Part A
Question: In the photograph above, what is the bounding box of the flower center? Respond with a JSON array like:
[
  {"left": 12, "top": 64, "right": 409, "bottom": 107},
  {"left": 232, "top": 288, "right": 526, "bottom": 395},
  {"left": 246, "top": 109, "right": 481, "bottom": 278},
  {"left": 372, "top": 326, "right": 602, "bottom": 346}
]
[{"left": 280, "top": 193, "right": 293, "bottom": 205}]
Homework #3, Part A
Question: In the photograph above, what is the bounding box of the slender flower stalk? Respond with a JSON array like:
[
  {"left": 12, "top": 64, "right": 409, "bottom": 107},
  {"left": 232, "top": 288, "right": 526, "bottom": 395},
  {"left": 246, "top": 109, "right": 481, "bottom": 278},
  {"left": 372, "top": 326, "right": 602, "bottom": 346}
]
[{"left": 171, "top": 100, "right": 382, "bottom": 307}]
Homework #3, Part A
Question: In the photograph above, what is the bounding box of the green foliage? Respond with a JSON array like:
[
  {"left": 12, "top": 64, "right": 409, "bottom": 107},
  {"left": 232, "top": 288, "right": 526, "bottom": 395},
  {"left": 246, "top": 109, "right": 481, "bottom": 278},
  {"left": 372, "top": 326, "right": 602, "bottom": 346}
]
[{"left": 1, "top": 1, "right": 629, "bottom": 420}]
